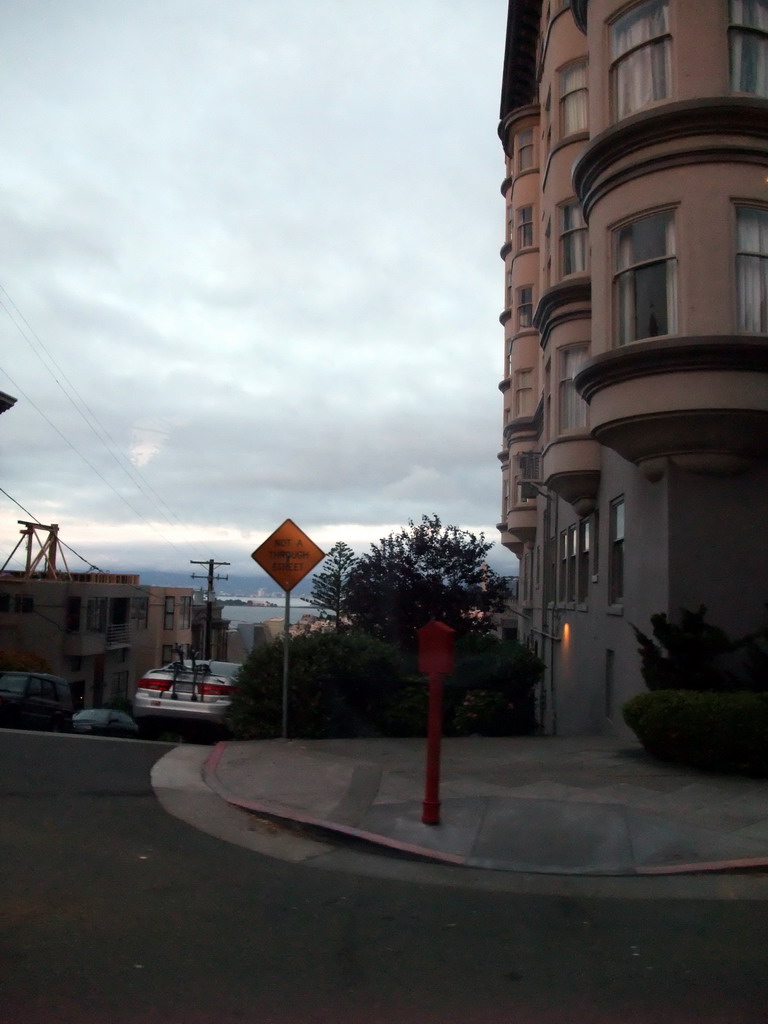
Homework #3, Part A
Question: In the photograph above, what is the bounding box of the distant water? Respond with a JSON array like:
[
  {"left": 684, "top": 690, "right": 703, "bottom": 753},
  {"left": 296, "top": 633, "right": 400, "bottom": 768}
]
[{"left": 221, "top": 600, "right": 318, "bottom": 626}]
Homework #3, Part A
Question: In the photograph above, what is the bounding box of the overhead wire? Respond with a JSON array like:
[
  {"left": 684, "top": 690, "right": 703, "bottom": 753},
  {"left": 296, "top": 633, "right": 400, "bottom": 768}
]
[{"left": 0, "top": 284, "right": 207, "bottom": 562}]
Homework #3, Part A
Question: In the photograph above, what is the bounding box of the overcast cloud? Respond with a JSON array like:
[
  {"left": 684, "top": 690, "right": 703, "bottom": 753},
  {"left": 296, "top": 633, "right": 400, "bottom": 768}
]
[{"left": 0, "top": 0, "right": 513, "bottom": 579}]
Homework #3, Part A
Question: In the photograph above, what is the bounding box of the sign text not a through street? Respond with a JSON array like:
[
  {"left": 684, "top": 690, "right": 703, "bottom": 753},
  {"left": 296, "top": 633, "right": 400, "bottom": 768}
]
[{"left": 251, "top": 519, "right": 325, "bottom": 593}]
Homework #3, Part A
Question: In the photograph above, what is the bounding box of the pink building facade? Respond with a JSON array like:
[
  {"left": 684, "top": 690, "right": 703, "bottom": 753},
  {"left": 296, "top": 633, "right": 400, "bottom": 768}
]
[{"left": 497, "top": 0, "right": 768, "bottom": 733}]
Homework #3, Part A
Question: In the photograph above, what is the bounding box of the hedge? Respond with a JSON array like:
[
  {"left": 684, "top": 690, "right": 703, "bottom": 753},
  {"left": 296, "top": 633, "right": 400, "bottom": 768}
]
[{"left": 623, "top": 690, "right": 768, "bottom": 777}]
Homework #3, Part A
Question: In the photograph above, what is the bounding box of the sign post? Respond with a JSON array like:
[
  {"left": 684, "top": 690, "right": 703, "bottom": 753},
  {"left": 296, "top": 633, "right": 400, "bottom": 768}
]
[
  {"left": 251, "top": 520, "right": 325, "bottom": 739},
  {"left": 417, "top": 620, "right": 455, "bottom": 825}
]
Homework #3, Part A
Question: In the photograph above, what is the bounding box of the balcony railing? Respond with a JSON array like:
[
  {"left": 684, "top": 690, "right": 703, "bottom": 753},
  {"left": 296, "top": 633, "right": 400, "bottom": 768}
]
[{"left": 106, "top": 624, "right": 133, "bottom": 649}]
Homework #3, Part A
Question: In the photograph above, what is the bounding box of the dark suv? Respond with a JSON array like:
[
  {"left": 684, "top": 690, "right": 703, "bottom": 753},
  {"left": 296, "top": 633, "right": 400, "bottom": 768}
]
[{"left": 0, "top": 672, "right": 74, "bottom": 732}]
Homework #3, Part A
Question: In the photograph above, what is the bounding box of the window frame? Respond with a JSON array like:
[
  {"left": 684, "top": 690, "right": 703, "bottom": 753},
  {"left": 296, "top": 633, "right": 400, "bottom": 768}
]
[
  {"left": 517, "top": 205, "right": 534, "bottom": 250},
  {"left": 729, "top": 0, "right": 768, "bottom": 97},
  {"left": 163, "top": 596, "right": 175, "bottom": 631},
  {"left": 560, "top": 200, "right": 588, "bottom": 278},
  {"left": 559, "top": 60, "right": 588, "bottom": 136},
  {"left": 517, "top": 127, "right": 535, "bottom": 172},
  {"left": 735, "top": 204, "right": 768, "bottom": 332},
  {"left": 558, "top": 344, "right": 589, "bottom": 433},
  {"left": 609, "top": 497, "right": 625, "bottom": 606},
  {"left": 517, "top": 285, "right": 534, "bottom": 329},
  {"left": 613, "top": 208, "right": 677, "bottom": 345},
  {"left": 610, "top": 0, "right": 671, "bottom": 121},
  {"left": 514, "top": 368, "right": 535, "bottom": 419}
]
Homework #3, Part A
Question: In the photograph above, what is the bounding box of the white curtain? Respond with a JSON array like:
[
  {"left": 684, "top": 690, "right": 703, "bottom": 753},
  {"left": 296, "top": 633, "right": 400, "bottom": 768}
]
[
  {"left": 737, "top": 208, "right": 768, "bottom": 331},
  {"left": 561, "top": 63, "right": 588, "bottom": 134},
  {"left": 559, "top": 347, "right": 588, "bottom": 431},
  {"left": 612, "top": 0, "right": 670, "bottom": 118},
  {"left": 730, "top": 0, "right": 768, "bottom": 96}
]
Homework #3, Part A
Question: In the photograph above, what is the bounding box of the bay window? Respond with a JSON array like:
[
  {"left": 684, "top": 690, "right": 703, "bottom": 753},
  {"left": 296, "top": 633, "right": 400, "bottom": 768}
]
[
  {"left": 614, "top": 210, "right": 677, "bottom": 345},
  {"left": 518, "top": 128, "right": 534, "bottom": 171},
  {"left": 611, "top": 0, "right": 670, "bottom": 120},
  {"left": 736, "top": 206, "right": 768, "bottom": 331},
  {"left": 730, "top": 0, "right": 768, "bottom": 96}
]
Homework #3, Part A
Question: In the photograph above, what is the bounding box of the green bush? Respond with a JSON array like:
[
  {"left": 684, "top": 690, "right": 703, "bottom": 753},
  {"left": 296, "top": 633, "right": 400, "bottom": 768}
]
[
  {"left": 228, "top": 631, "right": 403, "bottom": 739},
  {"left": 452, "top": 689, "right": 519, "bottom": 736},
  {"left": 623, "top": 690, "right": 768, "bottom": 776},
  {"left": 372, "top": 682, "right": 429, "bottom": 737},
  {"left": 632, "top": 605, "right": 768, "bottom": 692}
]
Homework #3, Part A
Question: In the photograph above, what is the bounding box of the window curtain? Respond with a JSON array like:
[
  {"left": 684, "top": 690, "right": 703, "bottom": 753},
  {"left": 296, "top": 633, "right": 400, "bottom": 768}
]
[
  {"left": 737, "top": 208, "right": 768, "bottom": 331},
  {"left": 612, "top": 0, "right": 669, "bottom": 118},
  {"left": 730, "top": 0, "right": 768, "bottom": 95},
  {"left": 561, "top": 64, "right": 588, "bottom": 134},
  {"left": 559, "top": 347, "right": 588, "bottom": 430}
]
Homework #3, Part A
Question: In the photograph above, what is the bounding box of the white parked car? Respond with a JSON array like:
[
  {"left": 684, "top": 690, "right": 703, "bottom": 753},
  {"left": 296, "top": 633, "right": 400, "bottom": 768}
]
[{"left": 133, "top": 659, "right": 240, "bottom": 742}]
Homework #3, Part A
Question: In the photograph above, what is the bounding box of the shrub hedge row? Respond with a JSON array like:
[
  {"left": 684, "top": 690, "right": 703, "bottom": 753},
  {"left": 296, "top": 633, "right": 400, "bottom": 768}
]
[
  {"left": 228, "top": 630, "right": 543, "bottom": 740},
  {"left": 623, "top": 690, "right": 768, "bottom": 777}
]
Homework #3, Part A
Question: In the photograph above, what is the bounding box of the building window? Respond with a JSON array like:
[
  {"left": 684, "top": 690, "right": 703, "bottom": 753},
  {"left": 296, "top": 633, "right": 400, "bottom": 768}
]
[
  {"left": 517, "top": 286, "right": 534, "bottom": 329},
  {"left": 567, "top": 524, "right": 577, "bottom": 604},
  {"left": 65, "top": 597, "right": 81, "bottom": 632},
  {"left": 518, "top": 128, "right": 534, "bottom": 171},
  {"left": 180, "top": 595, "right": 192, "bottom": 630},
  {"left": 161, "top": 644, "right": 175, "bottom": 663},
  {"left": 614, "top": 210, "right": 677, "bottom": 344},
  {"left": 560, "top": 61, "right": 588, "bottom": 135},
  {"left": 578, "top": 518, "right": 590, "bottom": 604},
  {"left": 86, "top": 597, "right": 106, "bottom": 632},
  {"left": 558, "top": 345, "right": 588, "bottom": 431},
  {"left": 560, "top": 201, "right": 588, "bottom": 276},
  {"left": 736, "top": 206, "right": 768, "bottom": 331},
  {"left": 514, "top": 369, "right": 535, "bottom": 418},
  {"left": 163, "top": 596, "right": 175, "bottom": 631},
  {"left": 507, "top": 201, "right": 514, "bottom": 243},
  {"left": 558, "top": 529, "right": 568, "bottom": 603},
  {"left": 730, "top": 0, "right": 768, "bottom": 96},
  {"left": 131, "top": 596, "right": 149, "bottom": 630},
  {"left": 611, "top": 0, "right": 670, "bottom": 120},
  {"left": 517, "top": 206, "right": 534, "bottom": 249},
  {"left": 506, "top": 266, "right": 514, "bottom": 310},
  {"left": 609, "top": 498, "right": 625, "bottom": 605}
]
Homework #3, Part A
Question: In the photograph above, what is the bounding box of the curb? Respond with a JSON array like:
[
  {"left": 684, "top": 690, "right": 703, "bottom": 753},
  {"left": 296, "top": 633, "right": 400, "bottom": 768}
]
[
  {"left": 202, "top": 743, "right": 466, "bottom": 866},
  {"left": 202, "top": 742, "right": 768, "bottom": 877}
]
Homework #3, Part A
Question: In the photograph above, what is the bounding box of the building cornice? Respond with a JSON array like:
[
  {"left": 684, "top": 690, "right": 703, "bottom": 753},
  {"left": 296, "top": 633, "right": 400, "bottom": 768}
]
[
  {"left": 574, "top": 98, "right": 768, "bottom": 218},
  {"left": 532, "top": 277, "right": 591, "bottom": 344},
  {"left": 0, "top": 390, "right": 16, "bottom": 415},
  {"left": 499, "top": 2, "right": 544, "bottom": 135},
  {"left": 575, "top": 336, "right": 768, "bottom": 403}
]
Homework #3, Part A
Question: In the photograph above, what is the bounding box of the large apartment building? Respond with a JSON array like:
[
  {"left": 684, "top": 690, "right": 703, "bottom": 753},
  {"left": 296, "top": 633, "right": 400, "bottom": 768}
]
[{"left": 497, "top": 0, "right": 768, "bottom": 734}]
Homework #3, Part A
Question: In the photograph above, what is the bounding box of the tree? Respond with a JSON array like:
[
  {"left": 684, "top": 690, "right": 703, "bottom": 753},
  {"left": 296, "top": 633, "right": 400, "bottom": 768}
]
[
  {"left": 309, "top": 541, "right": 357, "bottom": 630},
  {"left": 345, "top": 514, "right": 509, "bottom": 650}
]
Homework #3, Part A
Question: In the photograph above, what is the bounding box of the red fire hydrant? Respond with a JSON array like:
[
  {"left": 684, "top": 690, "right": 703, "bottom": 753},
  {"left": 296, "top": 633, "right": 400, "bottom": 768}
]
[{"left": 417, "top": 620, "right": 456, "bottom": 825}]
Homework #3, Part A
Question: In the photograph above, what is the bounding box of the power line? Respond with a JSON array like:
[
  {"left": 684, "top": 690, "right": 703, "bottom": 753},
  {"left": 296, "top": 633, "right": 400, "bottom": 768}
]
[{"left": 0, "top": 284, "right": 203, "bottom": 558}]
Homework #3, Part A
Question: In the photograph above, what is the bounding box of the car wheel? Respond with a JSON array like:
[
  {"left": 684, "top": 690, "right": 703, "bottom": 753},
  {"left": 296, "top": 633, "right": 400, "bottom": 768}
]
[{"left": 50, "top": 717, "right": 63, "bottom": 733}]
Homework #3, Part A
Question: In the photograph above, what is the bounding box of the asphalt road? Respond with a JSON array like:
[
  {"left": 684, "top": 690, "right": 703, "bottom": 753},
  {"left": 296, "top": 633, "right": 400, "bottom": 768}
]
[{"left": 2, "top": 730, "right": 768, "bottom": 1024}]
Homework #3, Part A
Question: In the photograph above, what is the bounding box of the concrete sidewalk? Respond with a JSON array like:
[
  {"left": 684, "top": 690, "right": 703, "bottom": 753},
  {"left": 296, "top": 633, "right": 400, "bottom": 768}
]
[{"left": 200, "top": 735, "right": 768, "bottom": 876}]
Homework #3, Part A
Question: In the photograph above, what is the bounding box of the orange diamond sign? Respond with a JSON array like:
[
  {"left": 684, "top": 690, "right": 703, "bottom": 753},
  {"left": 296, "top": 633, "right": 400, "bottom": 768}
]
[{"left": 251, "top": 519, "right": 325, "bottom": 593}]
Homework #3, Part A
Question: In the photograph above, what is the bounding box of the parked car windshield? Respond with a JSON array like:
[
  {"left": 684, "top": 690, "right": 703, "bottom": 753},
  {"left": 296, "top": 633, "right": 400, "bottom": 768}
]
[
  {"left": 73, "top": 709, "right": 111, "bottom": 723},
  {"left": 0, "top": 673, "right": 28, "bottom": 695}
]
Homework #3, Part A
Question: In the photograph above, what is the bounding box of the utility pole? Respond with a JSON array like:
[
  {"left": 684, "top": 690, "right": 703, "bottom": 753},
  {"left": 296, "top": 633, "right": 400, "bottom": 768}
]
[{"left": 190, "top": 559, "right": 230, "bottom": 659}]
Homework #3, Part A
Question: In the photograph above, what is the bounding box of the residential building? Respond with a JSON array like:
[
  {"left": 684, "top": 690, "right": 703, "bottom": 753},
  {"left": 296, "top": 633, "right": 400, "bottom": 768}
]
[
  {"left": 0, "top": 569, "right": 195, "bottom": 708},
  {"left": 497, "top": 0, "right": 768, "bottom": 734}
]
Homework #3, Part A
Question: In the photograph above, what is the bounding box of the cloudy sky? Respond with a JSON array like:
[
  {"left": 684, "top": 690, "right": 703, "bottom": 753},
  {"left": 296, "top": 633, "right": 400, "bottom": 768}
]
[{"left": 0, "top": 0, "right": 513, "bottom": 579}]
